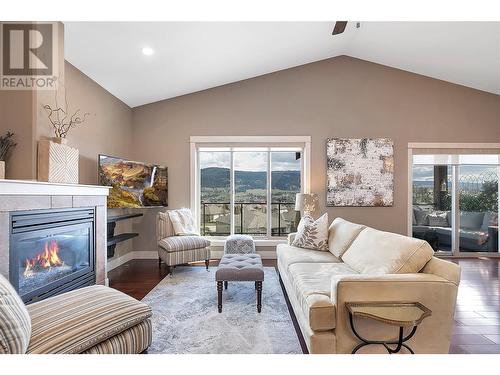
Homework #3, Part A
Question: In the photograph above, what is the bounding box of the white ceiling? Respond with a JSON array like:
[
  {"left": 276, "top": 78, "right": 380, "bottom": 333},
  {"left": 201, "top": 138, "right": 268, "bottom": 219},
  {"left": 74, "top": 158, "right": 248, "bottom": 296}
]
[{"left": 64, "top": 22, "right": 500, "bottom": 108}]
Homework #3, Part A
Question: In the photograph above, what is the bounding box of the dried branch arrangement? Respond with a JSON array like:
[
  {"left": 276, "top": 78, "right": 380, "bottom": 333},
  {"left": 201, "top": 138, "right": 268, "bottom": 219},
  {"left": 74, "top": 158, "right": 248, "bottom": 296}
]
[
  {"left": 0, "top": 131, "right": 17, "bottom": 161},
  {"left": 44, "top": 104, "right": 90, "bottom": 138}
]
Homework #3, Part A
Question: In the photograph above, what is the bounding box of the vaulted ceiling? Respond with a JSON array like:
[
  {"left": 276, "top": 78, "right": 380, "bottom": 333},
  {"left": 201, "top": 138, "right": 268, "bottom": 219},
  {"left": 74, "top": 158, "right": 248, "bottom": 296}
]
[{"left": 64, "top": 22, "right": 500, "bottom": 107}]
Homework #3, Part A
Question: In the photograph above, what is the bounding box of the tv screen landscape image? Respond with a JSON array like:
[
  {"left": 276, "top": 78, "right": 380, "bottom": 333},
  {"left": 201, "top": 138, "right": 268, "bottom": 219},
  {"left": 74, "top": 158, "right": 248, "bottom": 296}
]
[{"left": 98, "top": 154, "right": 168, "bottom": 208}]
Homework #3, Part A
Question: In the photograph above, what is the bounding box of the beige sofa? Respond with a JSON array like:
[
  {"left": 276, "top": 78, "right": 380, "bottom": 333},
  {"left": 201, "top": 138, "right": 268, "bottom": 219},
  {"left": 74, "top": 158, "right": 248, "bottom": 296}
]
[{"left": 277, "top": 217, "right": 460, "bottom": 354}]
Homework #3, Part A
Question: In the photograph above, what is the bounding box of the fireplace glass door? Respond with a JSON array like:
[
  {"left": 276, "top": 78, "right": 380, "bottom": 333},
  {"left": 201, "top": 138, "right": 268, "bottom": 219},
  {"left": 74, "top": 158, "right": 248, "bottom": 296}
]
[{"left": 10, "top": 208, "right": 95, "bottom": 303}]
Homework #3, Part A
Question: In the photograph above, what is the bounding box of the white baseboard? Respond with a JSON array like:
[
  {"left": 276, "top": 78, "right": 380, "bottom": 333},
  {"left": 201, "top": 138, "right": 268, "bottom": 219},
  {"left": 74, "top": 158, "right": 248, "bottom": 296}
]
[{"left": 107, "top": 249, "right": 277, "bottom": 271}]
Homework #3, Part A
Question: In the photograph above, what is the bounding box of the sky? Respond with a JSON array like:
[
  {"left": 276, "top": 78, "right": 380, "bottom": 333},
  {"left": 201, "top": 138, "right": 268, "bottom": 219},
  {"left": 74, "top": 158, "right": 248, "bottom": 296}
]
[{"left": 199, "top": 151, "right": 301, "bottom": 171}]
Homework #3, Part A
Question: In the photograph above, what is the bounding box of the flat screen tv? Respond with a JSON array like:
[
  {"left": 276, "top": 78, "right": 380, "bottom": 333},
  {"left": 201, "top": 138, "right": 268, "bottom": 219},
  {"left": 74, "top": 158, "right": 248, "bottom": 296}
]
[{"left": 98, "top": 154, "right": 168, "bottom": 208}]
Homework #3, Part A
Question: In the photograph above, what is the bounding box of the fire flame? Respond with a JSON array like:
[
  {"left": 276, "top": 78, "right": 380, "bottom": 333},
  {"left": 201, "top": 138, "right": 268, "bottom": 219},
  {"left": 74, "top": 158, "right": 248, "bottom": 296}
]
[{"left": 24, "top": 240, "right": 63, "bottom": 277}]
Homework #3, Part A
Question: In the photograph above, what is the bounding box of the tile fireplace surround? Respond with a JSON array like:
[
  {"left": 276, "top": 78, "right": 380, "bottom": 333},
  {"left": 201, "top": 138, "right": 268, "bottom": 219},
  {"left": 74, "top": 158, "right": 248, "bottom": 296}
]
[{"left": 0, "top": 180, "right": 110, "bottom": 291}]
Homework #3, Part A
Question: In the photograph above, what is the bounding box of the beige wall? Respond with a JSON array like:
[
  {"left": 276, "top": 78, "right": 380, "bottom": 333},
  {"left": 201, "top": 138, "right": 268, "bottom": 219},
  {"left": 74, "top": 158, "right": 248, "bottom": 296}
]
[
  {"left": 0, "top": 90, "right": 36, "bottom": 179},
  {"left": 37, "top": 61, "right": 133, "bottom": 185},
  {"left": 130, "top": 55, "right": 500, "bottom": 250}
]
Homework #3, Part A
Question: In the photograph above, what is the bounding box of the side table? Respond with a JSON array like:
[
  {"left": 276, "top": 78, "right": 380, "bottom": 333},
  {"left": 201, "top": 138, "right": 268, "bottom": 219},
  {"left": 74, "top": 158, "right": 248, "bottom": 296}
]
[{"left": 345, "top": 301, "right": 432, "bottom": 354}]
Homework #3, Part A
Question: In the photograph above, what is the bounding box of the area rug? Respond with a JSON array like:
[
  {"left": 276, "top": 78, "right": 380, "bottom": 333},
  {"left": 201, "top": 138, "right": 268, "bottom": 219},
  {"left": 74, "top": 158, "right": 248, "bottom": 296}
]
[{"left": 141, "top": 266, "right": 303, "bottom": 354}]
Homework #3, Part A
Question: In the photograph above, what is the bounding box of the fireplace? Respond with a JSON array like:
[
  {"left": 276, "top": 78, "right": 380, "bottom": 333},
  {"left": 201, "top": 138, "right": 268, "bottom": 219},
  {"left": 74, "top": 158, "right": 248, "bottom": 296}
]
[{"left": 10, "top": 208, "right": 96, "bottom": 303}]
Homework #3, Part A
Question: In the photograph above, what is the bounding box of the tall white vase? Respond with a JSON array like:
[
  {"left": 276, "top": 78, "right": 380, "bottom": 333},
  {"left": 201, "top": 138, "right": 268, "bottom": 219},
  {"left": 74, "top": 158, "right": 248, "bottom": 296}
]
[
  {"left": 37, "top": 139, "right": 79, "bottom": 183},
  {"left": 0, "top": 160, "right": 5, "bottom": 179}
]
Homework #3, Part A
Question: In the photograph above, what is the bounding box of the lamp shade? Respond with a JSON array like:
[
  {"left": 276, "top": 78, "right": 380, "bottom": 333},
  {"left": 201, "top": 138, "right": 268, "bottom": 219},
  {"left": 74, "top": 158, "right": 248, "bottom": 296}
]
[{"left": 295, "top": 193, "right": 318, "bottom": 213}]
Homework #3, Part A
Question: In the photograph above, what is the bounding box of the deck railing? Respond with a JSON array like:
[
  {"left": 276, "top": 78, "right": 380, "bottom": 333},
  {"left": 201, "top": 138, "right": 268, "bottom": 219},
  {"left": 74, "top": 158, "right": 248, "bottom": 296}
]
[{"left": 201, "top": 202, "right": 298, "bottom": 237}]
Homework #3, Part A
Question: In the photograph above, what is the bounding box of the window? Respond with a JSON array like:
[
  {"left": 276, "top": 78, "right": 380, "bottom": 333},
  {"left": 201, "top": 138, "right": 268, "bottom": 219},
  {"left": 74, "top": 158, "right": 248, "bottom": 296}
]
[
  {"left": 193, "top": 137, "right": 310, "bottom": 239},
  {"left": 410, "top": 150, "right": 499, "bottom": 255}
]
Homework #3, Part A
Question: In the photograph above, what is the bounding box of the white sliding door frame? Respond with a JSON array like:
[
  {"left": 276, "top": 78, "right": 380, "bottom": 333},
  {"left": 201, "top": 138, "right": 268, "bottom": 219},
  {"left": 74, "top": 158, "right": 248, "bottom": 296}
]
[{"left": 408, "top": 143, "right": 500, "bottom": 258}]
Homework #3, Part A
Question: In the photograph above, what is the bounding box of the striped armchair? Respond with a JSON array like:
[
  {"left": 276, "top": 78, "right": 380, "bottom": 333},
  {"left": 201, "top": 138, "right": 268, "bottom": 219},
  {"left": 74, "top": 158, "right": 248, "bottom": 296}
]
[
  {"left": 0, "top": 274, "right": 152, "bottom": 354},
  {"left": 157, "top": 211, "right": 211, "bottom": 275}
]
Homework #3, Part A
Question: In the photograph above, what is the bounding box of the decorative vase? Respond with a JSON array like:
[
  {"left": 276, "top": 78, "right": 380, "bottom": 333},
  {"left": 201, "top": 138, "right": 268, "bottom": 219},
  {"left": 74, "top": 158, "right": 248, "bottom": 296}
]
[
  {"left": 0, "top": 160, "right": 5, "bottom": 179},
  {"left": 37, "top": 139, "right": 79, "bottom": 183}
]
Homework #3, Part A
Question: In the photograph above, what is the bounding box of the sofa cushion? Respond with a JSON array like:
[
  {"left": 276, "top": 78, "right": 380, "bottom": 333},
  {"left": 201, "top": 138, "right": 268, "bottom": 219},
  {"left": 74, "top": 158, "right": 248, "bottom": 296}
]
[
  {"left": 328, "top": 217, "right": 366, "bottom": 258},
  {"left": 460, "top": 211, "right": 484, "bottom": 230},
  {"left": 276, "top": 243, "right": 341, "bottom": 275},
  {"left": 288, "top": 263, "right": 357, "bottom": 331},
  {"left": 427, "top": 211, "right": 449, "bottom": 227},
  {"left": 27, "top": 285, "right": 152, "bottom": 354},
  {"left": 342, "top": 227, "right": 434, "bottom": 274},
  {"left": 414, "top": 208, "right": 429, "bottom": 226},
  {"left": 481, "top": 212, "right": 498, "bottom": 231},
  {"left": 292, "top": 213, "right": 329, "bottom": 251},
  {"left": 158, "top": 236, "right": 211, "bottom": 252},
  {"left": 0, "top": 274, "right": 31, "bottom": 354}
]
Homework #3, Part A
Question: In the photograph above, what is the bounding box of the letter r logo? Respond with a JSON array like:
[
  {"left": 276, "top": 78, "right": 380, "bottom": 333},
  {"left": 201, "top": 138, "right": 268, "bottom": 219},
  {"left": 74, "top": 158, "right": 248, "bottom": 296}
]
[{"left": 2, "top": 23, "right": 53, "bottom": 76}]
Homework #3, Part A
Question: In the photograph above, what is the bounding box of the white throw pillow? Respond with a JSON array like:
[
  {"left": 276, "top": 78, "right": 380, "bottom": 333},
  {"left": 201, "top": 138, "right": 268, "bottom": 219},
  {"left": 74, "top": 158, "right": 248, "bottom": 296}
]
[
  {"left": 168, "top": 209, "right": 199, "bottom": 236},
  {"left": 328, "top": 217, "right": 366, "bottom": 258},
  {"left": 292, "top": 213, "right": 329, "bottom": 251}
]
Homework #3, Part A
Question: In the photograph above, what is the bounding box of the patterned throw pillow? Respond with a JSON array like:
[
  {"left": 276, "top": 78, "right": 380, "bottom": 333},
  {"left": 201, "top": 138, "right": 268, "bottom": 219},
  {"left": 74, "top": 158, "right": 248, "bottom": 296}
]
[
  {"left": 428, "top": 212, "right": 449, "bottom": 227},
  {"left": 292, "top": 213, "right": 329, "bottom": 251}
]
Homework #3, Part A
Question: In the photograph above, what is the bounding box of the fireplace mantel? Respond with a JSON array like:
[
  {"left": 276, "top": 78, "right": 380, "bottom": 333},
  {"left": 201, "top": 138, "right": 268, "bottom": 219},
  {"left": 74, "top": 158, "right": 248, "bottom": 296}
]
[{"left": 0, "top": 179, "right": 110, "bottom": 196}]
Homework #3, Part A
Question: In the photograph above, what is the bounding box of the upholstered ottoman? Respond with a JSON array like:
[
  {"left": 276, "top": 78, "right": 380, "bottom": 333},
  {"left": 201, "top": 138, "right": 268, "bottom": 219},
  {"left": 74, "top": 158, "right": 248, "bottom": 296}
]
[
  {"left": 224, "top": 234, "right": 255, "bottom": 254},
  {"left": 215, "top": 253, "right": 264, "bottom": 313}
]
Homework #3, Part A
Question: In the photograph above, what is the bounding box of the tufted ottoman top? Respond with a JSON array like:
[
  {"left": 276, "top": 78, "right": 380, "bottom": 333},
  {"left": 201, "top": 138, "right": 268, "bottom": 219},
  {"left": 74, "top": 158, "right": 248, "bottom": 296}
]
[{"left": 216, "top": 253, "right": 264, "bottom": 282}]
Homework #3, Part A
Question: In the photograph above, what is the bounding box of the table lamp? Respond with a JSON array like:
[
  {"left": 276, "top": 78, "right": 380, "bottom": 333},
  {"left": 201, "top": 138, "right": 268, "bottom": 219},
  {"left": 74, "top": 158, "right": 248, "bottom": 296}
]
[{"left": 295, "top": 193, "right": 318, "bottom": 216}]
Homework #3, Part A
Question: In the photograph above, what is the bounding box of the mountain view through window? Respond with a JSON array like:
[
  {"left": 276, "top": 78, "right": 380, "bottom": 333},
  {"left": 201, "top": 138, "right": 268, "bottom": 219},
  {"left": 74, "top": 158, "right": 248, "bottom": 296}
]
[{"left": 200, "top": 149, "right": 301, "bottom": 237}]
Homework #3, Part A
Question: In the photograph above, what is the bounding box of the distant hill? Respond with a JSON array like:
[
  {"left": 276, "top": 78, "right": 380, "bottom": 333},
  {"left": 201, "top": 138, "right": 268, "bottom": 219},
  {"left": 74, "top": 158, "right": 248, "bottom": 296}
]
[{"left": 201, "top": 167, "right": 300, "bottom": 191}]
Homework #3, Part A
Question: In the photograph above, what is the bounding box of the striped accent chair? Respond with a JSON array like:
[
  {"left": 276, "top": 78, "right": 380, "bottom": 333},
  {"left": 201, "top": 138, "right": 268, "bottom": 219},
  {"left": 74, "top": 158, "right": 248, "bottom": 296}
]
[
  {"left": 157, "top": 211, "right": 211, "bottom": 275},
  {"left": 0, "top": 274, "right": 152, "bottom": 354}
]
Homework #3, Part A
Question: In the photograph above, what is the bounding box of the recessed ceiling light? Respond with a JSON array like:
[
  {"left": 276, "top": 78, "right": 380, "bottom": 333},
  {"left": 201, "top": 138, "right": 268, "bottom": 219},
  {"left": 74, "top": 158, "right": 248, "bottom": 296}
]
[{"left": 142, "top": 47, "right": 154, "bottom": 56}]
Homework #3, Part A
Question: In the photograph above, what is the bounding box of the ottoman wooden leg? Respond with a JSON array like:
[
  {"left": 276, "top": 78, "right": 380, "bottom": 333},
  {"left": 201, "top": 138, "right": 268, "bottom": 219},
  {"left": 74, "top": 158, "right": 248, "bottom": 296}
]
[
  {"left": 256, "top": 281, "right": 262, "bottom": 313},
  {"left": 205, "top": 259, "right": 210, "bottom": 270},
  {"left": 224, "top": 281, "right": 228, "bottom": 290},
  {"left": 217, "top": 281, "right": 223, "bottom": 313}
]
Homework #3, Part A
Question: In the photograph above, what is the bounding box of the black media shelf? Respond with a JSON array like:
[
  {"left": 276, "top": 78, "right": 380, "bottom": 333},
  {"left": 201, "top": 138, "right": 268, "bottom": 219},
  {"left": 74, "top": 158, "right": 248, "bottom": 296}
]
[{"left": 107, "top": 212, "right": 144, "bottom": 259}]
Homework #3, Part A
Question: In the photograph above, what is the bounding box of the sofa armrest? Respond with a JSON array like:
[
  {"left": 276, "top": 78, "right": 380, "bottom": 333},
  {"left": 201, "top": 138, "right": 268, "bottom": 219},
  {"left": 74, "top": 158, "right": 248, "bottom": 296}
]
[
  {"left": 330, "top": 273, "right": 459, "bottom": 354},
  {"left": 287, "top": 232, "right": 297, "bottom": 245}
]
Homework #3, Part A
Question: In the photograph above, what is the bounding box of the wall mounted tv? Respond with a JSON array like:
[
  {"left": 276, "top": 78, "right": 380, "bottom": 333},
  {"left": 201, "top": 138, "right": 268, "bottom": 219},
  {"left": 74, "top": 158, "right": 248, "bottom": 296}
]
[{"left": 98, "top": 154, "right": 168, "bottom": 208}]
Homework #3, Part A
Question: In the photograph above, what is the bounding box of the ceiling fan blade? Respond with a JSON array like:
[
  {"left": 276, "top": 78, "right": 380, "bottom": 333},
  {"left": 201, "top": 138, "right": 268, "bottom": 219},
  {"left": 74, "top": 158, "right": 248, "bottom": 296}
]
[{"left": 332, "top": 21, "right": 348, "bottom": 35}]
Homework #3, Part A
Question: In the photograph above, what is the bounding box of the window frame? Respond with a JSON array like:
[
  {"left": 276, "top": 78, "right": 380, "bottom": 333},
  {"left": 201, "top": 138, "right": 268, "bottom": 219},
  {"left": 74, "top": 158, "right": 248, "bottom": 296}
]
[
  {"left": 190, "top": 136, "right": 311, "bottom": 241},
  {"left": 408, "top": 143, "right": 500, "bottom": 258}
]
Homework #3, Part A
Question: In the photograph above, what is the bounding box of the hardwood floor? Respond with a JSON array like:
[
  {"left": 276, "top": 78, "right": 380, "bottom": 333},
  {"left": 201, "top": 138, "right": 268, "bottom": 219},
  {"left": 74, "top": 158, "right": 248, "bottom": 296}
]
[
  {"left": 449, "top": 258, "right": 500, "bottom": 354},
  {"left": 109, "top": 257, "right": 500, "bottom": 354}
]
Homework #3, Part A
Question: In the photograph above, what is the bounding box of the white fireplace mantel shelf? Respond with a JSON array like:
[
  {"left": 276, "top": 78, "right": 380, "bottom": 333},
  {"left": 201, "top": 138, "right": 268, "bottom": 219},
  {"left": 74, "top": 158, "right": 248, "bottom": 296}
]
[{"left": 0, "top": 179, "right": 111, "bottom": 196}]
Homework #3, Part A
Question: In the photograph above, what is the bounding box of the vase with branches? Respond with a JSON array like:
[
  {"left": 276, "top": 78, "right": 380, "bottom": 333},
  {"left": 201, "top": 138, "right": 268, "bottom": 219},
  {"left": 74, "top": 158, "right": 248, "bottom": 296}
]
[
  {"left": 44, "top": 104, "right": 90, "bottom": 143},
  {"left": 44, "top": 90, "right": 90, "bottom": 143}
]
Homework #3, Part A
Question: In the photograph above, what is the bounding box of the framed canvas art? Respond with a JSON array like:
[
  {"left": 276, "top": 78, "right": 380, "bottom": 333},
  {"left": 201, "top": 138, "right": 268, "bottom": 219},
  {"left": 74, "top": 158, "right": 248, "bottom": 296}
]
[{"left": 326, "top": 138, "right": 394, "bottom": 207}]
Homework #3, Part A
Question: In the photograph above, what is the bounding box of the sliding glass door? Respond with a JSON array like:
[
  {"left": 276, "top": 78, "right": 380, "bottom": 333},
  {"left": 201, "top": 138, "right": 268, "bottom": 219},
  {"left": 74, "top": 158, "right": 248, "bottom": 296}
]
[
  {"left": 411, "top": 154, "right": 499, "bottom": 256},
  {"left": 458, "top": 165, "right": 499, "bottom": 253}
]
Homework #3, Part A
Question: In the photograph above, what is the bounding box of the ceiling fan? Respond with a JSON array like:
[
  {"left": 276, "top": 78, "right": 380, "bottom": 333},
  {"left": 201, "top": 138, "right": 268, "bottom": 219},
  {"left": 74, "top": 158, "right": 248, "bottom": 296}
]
[{"left": 332, "top": 21, "right": 348, "bottom": 35}]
